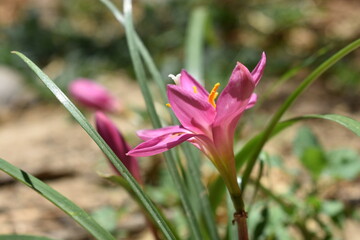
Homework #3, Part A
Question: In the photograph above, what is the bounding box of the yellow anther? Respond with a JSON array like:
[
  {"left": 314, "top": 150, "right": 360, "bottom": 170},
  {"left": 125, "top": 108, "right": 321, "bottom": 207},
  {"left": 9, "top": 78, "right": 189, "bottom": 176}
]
[
  {"left": 208, "top": 83, "right": 220, "bottom": 108},
  {"left": 193, "top": 86, "right": 198, "bottom": 93},
  {"left": 166, "top": 103, "right": 172, "bottom": 108}
]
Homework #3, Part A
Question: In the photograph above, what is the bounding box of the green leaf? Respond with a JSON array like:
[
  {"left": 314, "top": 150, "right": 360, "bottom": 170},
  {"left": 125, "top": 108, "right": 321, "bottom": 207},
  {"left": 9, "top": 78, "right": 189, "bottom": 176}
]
[
  {"left": 293, "top": 126, "right": 321, "bottom": 158},
  {"left": 321, "top": 200, "right": 344, "bottom": 217},
  {"left": 104, "top": 174, "right": 180, "bottom": 240},
  {"left": 325, "top": 149, "right": 360, "bottom": 180},
  {"left": 11, "top": 51, "right": 175, "bottom": 240},
  {"left": 0, "top": 158, "right": 115, "bottom": 240},
  {"left": 122, "top": 1, "right": 202, "bottom": 239},
  {"left": 209, "top": 113, "right": 360, "bottom": 210},
  {"left": 241, "top": 39, "right": 360, "bottom": 194},
  {"left": 185, "top": 6, "right": 208, "bottom": 83},
  {"left": 209, "top": 119, "right": 297, "bottom": 209},
  {"left": 101, "top": 2, "right": 220, "bottom": 239},
  {"left": 301, "top": 147, "right": 327, "bottom": 178},
  {"left": 300, "top": 114, "right": 360, "bottom": 137},
  {"left": 258, "top": 44, "right": 332, "bottom": 107},
  {"left": 91, "top": 206, "right": 118, "bottom": 232}
]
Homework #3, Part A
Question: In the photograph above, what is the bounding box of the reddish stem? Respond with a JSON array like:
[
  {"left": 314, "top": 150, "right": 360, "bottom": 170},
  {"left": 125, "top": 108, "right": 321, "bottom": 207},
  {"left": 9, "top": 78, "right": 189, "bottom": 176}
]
[{"left": 233, "top": 210, "right": 249, "bottom": 240}]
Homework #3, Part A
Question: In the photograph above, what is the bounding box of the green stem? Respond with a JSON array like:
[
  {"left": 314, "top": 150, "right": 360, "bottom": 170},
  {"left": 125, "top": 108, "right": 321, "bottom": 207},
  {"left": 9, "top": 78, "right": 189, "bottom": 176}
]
[{"left": 227, "top": 177, "right": 248, "bottom": 240}]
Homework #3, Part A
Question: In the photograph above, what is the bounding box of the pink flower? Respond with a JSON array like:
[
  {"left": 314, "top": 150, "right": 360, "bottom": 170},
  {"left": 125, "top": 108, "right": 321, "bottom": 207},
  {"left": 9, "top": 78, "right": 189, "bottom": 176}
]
[
  {"left": 95, "top": 111, "right": 142, "bottom": 183},
  {"left": 128, "top": 53, "right": 266, "bottom": 193},
  {"left": 69, "top": 78, "right": 120, "bottom": 112}
]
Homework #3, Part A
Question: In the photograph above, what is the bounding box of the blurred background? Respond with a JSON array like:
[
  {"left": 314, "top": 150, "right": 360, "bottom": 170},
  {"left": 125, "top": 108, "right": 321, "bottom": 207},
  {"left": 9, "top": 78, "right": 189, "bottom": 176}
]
[{"left": 0, "top": 0, "right": 359, "bottom": 239}]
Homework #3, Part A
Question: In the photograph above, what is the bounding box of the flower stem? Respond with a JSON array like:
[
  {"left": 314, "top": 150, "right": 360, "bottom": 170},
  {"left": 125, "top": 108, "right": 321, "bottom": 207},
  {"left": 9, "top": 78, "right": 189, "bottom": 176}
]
[
  {"left": 230, "top": 188, "right": 249, "bottom": 240},
  {"left": 233, "top": 210, "right": 249, "bottom": 240}
]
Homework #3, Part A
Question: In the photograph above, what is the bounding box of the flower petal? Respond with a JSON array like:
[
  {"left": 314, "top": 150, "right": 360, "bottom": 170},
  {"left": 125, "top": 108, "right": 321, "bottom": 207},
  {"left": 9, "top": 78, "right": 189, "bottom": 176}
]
[
  {"left": 168, "top": 84, "right": 215, "bottom": 135},
  {"left": 245, "top": 93, "right": 257, "bottom": 110},
  {"left": 69, "top": 78, "right": 120, "bottom": 112},
  {"left": 137, "top": 125, "right": 188, "bottom": 141},
  {"left": 251, "top": 52, "right": 266, "bottom": 86},
  {"left": 128, "top": 132, "right": 196, "bottom": 157},
  {"left": 215, "top": 62, "right": 255, "bottom": 126},
  {"left": 212, "top": 63, "right": 255, "bottom": 157},
  {"left": 179, "top": 70, "right": 209, "bottom": 98},
  {"left": 95, "top": 111, "right": 141, "bottom": 181}
]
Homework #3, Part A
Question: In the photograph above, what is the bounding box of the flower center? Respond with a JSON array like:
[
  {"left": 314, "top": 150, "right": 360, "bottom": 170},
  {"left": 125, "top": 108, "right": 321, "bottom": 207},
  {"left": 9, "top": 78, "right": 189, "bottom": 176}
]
[{"left": 208, "top": 83, "right": 220, "bottom": 108}]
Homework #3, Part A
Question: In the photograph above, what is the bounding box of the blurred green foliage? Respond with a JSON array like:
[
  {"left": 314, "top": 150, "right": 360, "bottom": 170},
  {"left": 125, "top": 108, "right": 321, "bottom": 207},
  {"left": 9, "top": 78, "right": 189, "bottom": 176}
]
[
  {"left": 1, "top": 0, "right": 358, "bottom": 101},
  {"left": 248, "top": 126, "right": 360, "bottom": 239}
]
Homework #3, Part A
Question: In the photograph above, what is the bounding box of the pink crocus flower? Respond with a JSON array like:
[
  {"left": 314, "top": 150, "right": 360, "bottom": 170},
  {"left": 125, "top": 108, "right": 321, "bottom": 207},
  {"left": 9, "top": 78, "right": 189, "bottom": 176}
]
[
  {"left": 69, "top": 78, "right": 121, "bottom": 113},
  {"left": 128, "top": 53, "right": 266, "bottom": 194},
  {"left": 95, "top": 111, "right": 142, "bottom": 183}
]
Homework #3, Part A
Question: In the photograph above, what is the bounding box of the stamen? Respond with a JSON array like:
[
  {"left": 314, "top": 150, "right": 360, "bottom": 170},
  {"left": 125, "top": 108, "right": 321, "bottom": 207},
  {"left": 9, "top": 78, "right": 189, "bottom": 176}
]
[
  {"left": 171, "top": 132, "right": 184, "bottom": 138},
  {"left": 208, "top": 83, "right": 220, "bottom": 108},
  {"left": 166, "top": 103, "right": 172, "bottom": 108},
  {"left": 168, "top": 73, "right": 181, "bottom": 85},
  {"left": 193, "top": 86, "right": 198, "bottom": 93}
]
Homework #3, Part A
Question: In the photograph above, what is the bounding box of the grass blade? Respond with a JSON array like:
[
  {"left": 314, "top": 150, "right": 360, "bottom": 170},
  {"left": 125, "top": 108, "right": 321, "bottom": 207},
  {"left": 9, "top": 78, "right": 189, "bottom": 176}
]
[
  {"left": 240, "top": 38, "right": 360, "bottom": 194},
  {"left": 101, "top": 2, "right": 219, "bottom": 238},
  {"left": 209, "top": 120, "right": 296, "bottom": 209},
  {"left": 295, "top": 114, "right": 360, "bottom": 136},
  {"left": 99, "top": 0, "right": 168, "bottom": 104},
  {"left": 123, "top": 1, "right": 202, "bottom": 239},
  {"left": 0, "top": 158, "right": 115, "bottom": 240},
  {"left": 209, "top": 113, "right": 360, "bottom": 210},
  {"left": 185, "top": 6, "right": 208, "bottom": 83},
  {"left": 257, "top": 45, "right": 333, "bottom": 107},
  {"left": 182, "top": 144, "right": 221, "bottom": 240},
  {"left": 12, "top": 51, "right": 176, "bottom": 240}
]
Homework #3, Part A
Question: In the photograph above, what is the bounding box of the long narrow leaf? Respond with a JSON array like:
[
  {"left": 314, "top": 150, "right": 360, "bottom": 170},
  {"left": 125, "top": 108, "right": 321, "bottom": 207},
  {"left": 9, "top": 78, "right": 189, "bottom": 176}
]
[
  {"left": 12, "top": 51, "right": 176, "bottom": 240},
  {"left": 257, "top": 44, "right": 332, "bottom": 107},
  {"left": 296, "top": 114, "right": 360, "bottom": 136},
  {"left": 182, "top": 144, "right": 221, "bottom": 240},
  {"left": 123, "top": 1, "right": 202, "bottom": 239},
  {"left": 209, "top": 120, "right": 297, "bottom": 209},
  {"left": 99, "top": 0, "right": 167, "bottom": 104},
  {"left": 0, "top": 158, "right": 115, "bottom": 240},
  {"left": 101, "top": 1, "right": 220, "bottom": 238},
  {"left": 185, "top": 6, "right": 208, "bottom": 83},
  {"left": 209, "top": 113, "right": 360, "bottom": 210},
  {"left": 103, "top": 175, "right": 180, "bottom": 239},
  {"left": 240, "top": 38, "right": 360, "bottom": 194}
]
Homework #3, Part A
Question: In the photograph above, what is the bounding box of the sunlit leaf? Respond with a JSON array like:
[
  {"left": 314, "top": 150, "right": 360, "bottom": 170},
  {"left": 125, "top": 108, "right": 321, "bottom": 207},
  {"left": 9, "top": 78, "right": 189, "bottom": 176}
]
[{"left": 0, "top": 158, "right": 115, "bottom": 240}]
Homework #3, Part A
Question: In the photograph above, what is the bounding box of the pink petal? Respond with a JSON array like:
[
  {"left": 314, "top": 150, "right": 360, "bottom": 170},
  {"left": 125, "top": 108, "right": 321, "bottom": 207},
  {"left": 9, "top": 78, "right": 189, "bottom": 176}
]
[
  {"left": 212, "top": 63, "right": 255, "bottom": 155},
  {"left": 69, "top": 78, "right": 120, "bottom": 112},
  {"left": 128, "top": 132, "right": 196, "bottom": 157},
  {"left": 251, "top": 52, "right": 266, "bottom": 86},
  {"left": 167, "top": 84, "right": 216, "bottom": 135},
  {"left": 215, "top": 62, "right": 255, "bottom": 126},
  {"left": 179, "top": 70, "right": 209, "bottom": 98},
  {"left": 95, "top": 111, "right": 141, "bottom": 182},
  {"left": 137, "top": 125, "right": 188, "bottom": 141},
  {"left": 245, "top": 93, "right": 257, "bottom": 110}
]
